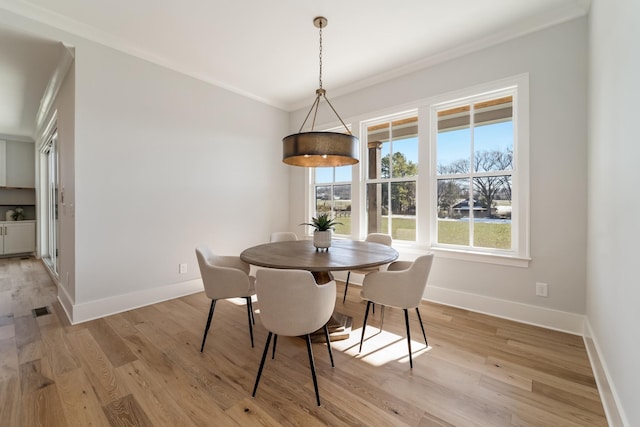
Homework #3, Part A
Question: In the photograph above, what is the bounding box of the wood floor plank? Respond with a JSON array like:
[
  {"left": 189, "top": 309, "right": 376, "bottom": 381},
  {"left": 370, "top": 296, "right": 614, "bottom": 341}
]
[
  {"left": 21, "top": 382, "right": 69, "bottom": 427},
  {"left": 224, "top": 397, "right": 281, "bottom": 426},
  {"left": 14, "top": 313, "right": 43, "bottom": 364},
  {"left": 39, "top": 323, "right": 80, "bottom": 376},
  {"left": 4, "top": 258, "right": 609, "bottom": 427},
  {"left": 86, "top": 318, "right": 138, "bottom": 368},
  {"left": 55, "top": 368, "right": 111, "bottom": 427},
  {"left": 65, "top": 328, "right": 130, "bottom": 405},
  {"left": 121, "top": 358, "right": 238, "bottom": 426},
  {"left": 0, "top": 375, "right": 21, "bottom": 426},
  {"left": 114, "top": 361, "right": 197, "bottom": 426},
  {"left": 102, "top": 394, "right": 154, "bottom": 427},
  {"left": 0, "top": 336, "right": 18, "bottom": 383},
  {"left": 479, "top": 374, "right": 605, "bottom": 427},
  {"left": 19, "top": 359, "right": 54, "bottom": 395}
]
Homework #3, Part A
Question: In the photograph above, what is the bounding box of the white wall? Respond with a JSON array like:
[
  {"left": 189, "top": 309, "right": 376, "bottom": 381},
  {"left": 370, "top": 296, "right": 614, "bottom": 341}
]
[
  {"left": 587, "top": 0, "right": 640, "bottom": 425},
  {"left": 71, "top": 40, "right": 290, "bottom": 306},
  {"left": 291, "top": 18, "right": 589, "bottom": 320}
]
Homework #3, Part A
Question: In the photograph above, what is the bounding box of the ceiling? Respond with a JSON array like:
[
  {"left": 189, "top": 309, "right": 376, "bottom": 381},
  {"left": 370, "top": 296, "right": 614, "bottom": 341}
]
[{"left": 0, "top": 0, "right": 589, "bottom": 139}]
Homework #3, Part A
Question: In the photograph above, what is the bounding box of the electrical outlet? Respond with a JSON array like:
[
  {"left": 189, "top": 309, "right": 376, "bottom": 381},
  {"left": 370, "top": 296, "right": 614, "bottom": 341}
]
[
  {"left": 179, "top": 263, "right": 188, "bottom": 274},
  {"left": 535, "top": 282, "right": 548, "bottom": 297}
]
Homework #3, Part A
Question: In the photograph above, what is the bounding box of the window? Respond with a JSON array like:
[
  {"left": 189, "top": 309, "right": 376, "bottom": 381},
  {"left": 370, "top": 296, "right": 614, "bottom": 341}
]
[
  {"left": 430, "top": 76, "right": 529, "bottom": 263},
  {"left": 364, "top": 114, "right": 418, "bottom": 241},
  {"left": 313, "top": 165, "right": 352, "bottom": 235},
  {"left": 304, "top": 75, "right": 529, "bottom": 265}
]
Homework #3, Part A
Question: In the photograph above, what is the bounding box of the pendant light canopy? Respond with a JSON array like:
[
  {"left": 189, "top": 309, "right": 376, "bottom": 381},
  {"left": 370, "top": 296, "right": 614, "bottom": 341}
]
[{"left": 283, "top": 17, "right": 359, "bottom": 167}]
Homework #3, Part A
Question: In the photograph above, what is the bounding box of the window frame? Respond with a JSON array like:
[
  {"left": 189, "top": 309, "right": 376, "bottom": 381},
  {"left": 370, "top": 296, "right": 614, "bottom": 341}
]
[
  {"left": 426, "top": 75, "right": 530, "bottom": 266},
  {"left": 311, "top": 166, "right": 354, "bottom": 237},
  {"left": 361, "top": 111, "right": 419, "bottom": 242}
]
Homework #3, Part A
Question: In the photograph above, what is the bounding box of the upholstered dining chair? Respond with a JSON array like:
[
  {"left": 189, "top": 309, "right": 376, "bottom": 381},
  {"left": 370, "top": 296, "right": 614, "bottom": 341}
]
[
  {"left": 269, "top": 231, "right": 298, "bottom": 242},
  {"left": 358, "top": 253, "right": 434, "bottom": 368},
  {"left": 252, "top": 269, "right": 336, "bottom": 406},
  {"left": 342, "top": 233, "right": 392, "bottom": 303},
  {"left": 195, "top": 246, "right": 256, "bottom": 352}
]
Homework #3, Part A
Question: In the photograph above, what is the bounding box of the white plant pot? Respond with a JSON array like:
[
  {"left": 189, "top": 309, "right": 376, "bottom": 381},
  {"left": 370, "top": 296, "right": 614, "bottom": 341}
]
[{"left": 313, "top": 230, "right": 332, "bottom": 251}]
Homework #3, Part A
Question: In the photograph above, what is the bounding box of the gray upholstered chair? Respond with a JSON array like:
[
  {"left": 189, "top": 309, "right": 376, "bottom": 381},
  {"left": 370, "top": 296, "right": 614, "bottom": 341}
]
[
  {"left": 252, "top": 269, "right": 336, "bottom": 406},
  {"left": 358, "top": 253, "right": 434, "bottom": 368},
  {"left": 195, "top": 246, "right": 256, "bottom": 352},
  {"left": 269, "top": 231, "right": 298, "bottom": 242},
  {"left": 342, "top": 233, "right": 392, "bottom": 303}
]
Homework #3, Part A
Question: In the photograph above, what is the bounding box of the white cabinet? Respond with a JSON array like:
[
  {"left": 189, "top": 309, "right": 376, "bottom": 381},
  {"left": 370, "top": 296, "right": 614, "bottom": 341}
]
[
  {"left": 0, "top": 221, "right": 36, "bottom": 255},
  {"left": 0, "top": 140, "right": 35, "bottom": 188}
]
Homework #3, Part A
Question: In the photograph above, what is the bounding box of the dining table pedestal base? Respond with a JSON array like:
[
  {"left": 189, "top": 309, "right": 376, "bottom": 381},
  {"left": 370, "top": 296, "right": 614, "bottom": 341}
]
[{"left": 311, "top": 311, "right": 352, "bottom": 343}]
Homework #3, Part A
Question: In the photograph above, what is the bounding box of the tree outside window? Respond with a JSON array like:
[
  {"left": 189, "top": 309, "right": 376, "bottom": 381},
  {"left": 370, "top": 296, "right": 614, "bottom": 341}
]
[{"left": 365, "top": 116, "right": 418, "bottom": 241}]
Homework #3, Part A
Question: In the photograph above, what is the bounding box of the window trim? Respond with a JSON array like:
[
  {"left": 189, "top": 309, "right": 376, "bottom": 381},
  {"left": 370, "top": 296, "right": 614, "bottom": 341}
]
[
  {"left": 311, "top": 169, "right": 353, "bottom": 237},
  {"left": 361, "top": 111, "right": 419, "bottom": 242},
  {"left": 426, "top": 74, "right": 530, "bottom": 266}
]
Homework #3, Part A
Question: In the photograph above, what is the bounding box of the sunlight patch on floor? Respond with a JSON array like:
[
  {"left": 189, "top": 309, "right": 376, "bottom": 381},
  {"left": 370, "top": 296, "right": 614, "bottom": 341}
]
[{"left": 330, "top": 326, "right": 431, "bottom": 367}]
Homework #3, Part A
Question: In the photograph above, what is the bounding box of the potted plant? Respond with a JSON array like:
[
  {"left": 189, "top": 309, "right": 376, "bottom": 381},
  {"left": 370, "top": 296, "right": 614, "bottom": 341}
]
[{"left": 300, "top": 213, "right": 342, "bottom": 251}]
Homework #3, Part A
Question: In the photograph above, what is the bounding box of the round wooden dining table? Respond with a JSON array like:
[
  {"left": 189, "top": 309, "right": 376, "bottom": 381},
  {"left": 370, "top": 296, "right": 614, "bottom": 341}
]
[{"left": 240, "top": 239, "right": 399, "bottom": 340}]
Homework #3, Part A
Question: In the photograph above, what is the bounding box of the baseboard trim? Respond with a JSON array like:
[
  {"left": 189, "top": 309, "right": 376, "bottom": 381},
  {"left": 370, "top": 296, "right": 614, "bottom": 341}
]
[
  {"left": 423, "top": 285, "right": 585, "bottom": 335},
  {"left": 337, "top": 270, "right": 585, "bottom": 335},
  {"left": 583, "top": 319, "right": 628, "bottom": 427},
  {"left": 65, "top": 279, "right": 204, "bottom": 325},
  {"left": 56, "top": 280, "right": 75, "bottom": 322}
]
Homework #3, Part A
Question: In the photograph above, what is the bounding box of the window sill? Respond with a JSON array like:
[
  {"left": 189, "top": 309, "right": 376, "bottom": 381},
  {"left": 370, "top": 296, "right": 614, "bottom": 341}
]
[
  {"left": 386, "top": 242, "right": 529, "bottom": 268},
  {"left": 430, "top": 247, "right": 530, "bottom": 268},
  {"left": 331, "top": 238, "right": 530, "bottom": 268}
]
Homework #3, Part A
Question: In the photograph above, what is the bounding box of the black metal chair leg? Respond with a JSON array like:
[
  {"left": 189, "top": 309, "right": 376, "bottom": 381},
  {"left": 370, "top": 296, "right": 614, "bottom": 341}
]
[
  {"left": 359, "top": 301, "right": 372, "bottom": 353},
  {"left": 416, "top": 307, "right": 428, "bottom": 347},
  {"left": 200, "top": 299, "right": 217, "bottom": 352},
  {"left": 380, "top": 305, "right": 385, "bottom": 329},
  {"left": 323, "top": 324, "right": 334, "bottom": 367},
  {"left": 249, "top": 298, "right": 255, "bottom": 324},
  {"left": 404, "top": 309, "right": 413, "bottom": 369},
  {"left": 342, "top": 272, "right": 351, "bottom": 303},
  {"left": 252, "top": 331, "right": 273, "bottom": 397},
  {"left": 245, "top": 297, "right": 254, "bottom": 348},
  {"left": 305, "top": 334, "right": 321, "bottom": 406},
  {"left": 272, "top": 334, "right": 278, "bottom": 359}
]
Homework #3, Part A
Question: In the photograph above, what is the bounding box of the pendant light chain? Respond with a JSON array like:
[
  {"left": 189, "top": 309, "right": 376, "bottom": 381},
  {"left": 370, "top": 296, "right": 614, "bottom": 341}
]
[{"left": 318, "top": 23, "right": 323, "bottom": 90}]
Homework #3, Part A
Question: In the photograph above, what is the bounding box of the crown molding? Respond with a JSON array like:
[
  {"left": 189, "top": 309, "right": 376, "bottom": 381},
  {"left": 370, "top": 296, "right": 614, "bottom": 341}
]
[{"left": 34, "top": 42, "right": 74, "bottom": 139}]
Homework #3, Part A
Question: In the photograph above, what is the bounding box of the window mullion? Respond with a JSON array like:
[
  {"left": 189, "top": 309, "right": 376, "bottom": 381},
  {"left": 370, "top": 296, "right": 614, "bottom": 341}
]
[{"left": 469, "top": 103, "right": 476, "bottom": 248}]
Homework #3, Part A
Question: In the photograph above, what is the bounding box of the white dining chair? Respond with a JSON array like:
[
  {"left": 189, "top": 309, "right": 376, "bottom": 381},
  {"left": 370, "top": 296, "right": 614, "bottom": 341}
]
[
  {"left": 269, "top": 231, "right": 298, "bottom": 242},
  {"left": 252, "top": 268, "right": 336, "bottom": 406},
  {"left": 195, "top": 246, "right": 256, "bottom": 352},
  {"left": 342, "top": 233, "right": 392, "bottom": 303},
  {"left": 358, "top": 253, "right": 434, "bottom": 368}
]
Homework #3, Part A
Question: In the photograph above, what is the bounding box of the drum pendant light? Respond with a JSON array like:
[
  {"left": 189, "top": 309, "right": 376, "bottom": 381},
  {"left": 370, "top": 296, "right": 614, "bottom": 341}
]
[{"left": 282, "top": 17, "right": 359, "bottom": 167}]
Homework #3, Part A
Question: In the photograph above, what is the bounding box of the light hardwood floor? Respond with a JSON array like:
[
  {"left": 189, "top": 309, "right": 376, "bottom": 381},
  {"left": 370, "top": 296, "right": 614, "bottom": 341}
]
[{"left": 0, "top": 257, "right": 608, "bottom": 426}]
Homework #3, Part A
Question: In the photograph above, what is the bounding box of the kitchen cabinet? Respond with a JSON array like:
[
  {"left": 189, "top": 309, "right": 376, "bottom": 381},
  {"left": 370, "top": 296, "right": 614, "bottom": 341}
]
[
  {"left": 0, "top": 140, "right": 36, "bottom": 188},
  {"left": 0, "top": 221, "right": 36, "bottom": 255}
]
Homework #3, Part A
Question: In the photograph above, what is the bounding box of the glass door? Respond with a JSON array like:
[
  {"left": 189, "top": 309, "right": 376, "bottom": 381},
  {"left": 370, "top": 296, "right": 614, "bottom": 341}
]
[{"left": 42, "top": 130, "right": 59, "bottom": 275}]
